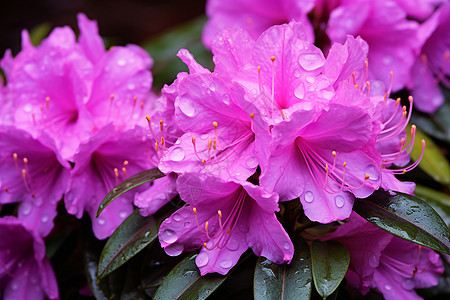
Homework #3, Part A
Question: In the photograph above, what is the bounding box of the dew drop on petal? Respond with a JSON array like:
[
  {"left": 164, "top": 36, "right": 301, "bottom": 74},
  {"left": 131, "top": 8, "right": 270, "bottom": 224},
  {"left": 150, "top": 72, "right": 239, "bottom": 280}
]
[
  {"left": 127, "top": 83, "right": 135, "bottom": 90},
  {"left": 161, "top": 229, "right": 178, "bottom": 244},
  {"left": 226, "top": 238, "right": 239, "bottom": 251},
  {"left": 169, "top": 147, "right": 185, "bottom": 161},
  {"left": 334, "top": 195, "right": 345, "bottom": 208},
  {"left": 178, "top": 98, "right": 196, "bottom": 116},
  {"left": 222, "top": 94, "right": 230, "bottom": 105},
  {"left": 298, "top": 53, "right": 325, "bottom": 71},
  {"left": 119, "top": 211, "right": 128, "bottom": 219},
  {"left": 184, "top": 221, "right": 191, "bottom": 228},
  {"left": 283, "top": 242, "right": 290, "bottom": 250},
  {"left": 401, "top": 279, "right": 415, "bottom": 291},
  {"left": 219, "top": 259, "right": 233, "bottom": 269},
  {"left": 98, "top": 218, "right": 106, "bottom": 225},
  {"left": 196, "top": 252, "right": 209, "bottom": 267},
  {"left": 173, "top": 213, "right": 181, "bottom": 221},
  {"left": 41, "top": 214, "right": 49, "bottom": 223},
  {"left": 385, "top": 284, "right": 392, "bottom": 291},
  {"left": 117, "top": 59, "right": 126, "bottom": 66},
  {"left": 294, "top": 82, "right": 305, "bottom": 99},
  {"left": 24, "top": 104, "right": 32, "bottom": 112},
  {"left": 20, "top": 202, "right": 31, "bottom": 215},
  {"left": 294, "top": 69, "right": 301, "bottom": 78},
  {"left": 208, "top": 82, "right": 216, "bottom": 91},
  {"left": 366, "top": 165, "right": 380, "bottom": 180},
  {"left": 304, "top": 191, "right": 314, "bottom": 203},
  {"left": 165, "top": 243, "right": 184, "bottom": 256}
]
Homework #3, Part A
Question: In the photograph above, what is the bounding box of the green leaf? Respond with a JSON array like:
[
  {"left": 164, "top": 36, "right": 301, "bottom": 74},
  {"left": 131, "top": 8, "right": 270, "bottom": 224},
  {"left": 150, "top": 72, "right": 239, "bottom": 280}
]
[
  {"left": 29, "top": 22, "right": 52, "bottom": 46},
  {"left": 96, "top": 167, "right": 165, "bottom": 217},
  {"left": 310, "top": 240, "right": 349, "bottom": 299},
  {"left": 254, "top": 236, "right": 312, "bottom": 300},
  {"left": 354, "top": 190, "right": 450, "bottom": 254},
  {"left": 414, "top": 185, "right": 450, "bottom": 227},
  {"left": 407, "top": 124, "right": 450, "bottom": 186},
  {"left": 97, "top": 207, "right": 173, "bottom": 279},
  {"left": 152, "top": 253, "right": 230, "bottom": 300}
]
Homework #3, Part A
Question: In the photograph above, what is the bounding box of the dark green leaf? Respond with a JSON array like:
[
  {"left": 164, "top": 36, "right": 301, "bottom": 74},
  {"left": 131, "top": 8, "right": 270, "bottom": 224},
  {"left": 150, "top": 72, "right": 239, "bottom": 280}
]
[
  {"left": 96, "top": 167, "right": 165, "bottom": 217},
  {"left": 152, "top": 253, "right": 230, "bottom": 300},
  {"left": 254, "top": 236, "right": 312, "bottom": 300},
  {"left": 98, "top": 207, "right": 173, "bottom": 279},
  {"left": 354, "top": 190, "right": 450, "bottom": 254},
  {"left": 414, "top": 185, "right": 450, "bottom": 227},
  {"left": 29, "top": 22, "right": 52, "bottom": 46},
  {"left": 407, "top": 125, "right": 450, "bottom": 186},
  {"left": 310, "top": 240, "right": 349, "bottom": 299}
]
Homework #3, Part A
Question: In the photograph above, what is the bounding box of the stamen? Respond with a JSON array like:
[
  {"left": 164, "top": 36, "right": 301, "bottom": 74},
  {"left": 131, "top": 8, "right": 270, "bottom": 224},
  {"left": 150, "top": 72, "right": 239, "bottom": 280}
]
[
  {"left": 146, "top": 115, "right": 159, "bottom": 145},
  {"left": 155, "top": 141, "right": 159, "bottom": 153},
  {"left": 352, "top": 72, "right": 356, "bottom": 85},
  {"left": 386, "top": 71, "right": 393, "bottom": 98},
  {"left": 45, "top": 97, "right": 50, "bottom": 109},
  {"left": 161, "top": 136, "right": 165, "bottom": 146},
  {"left": 366, "top": 81, "right": 370, "bottom": 97},
  {"left": 271, "top": 56, "right": 276, "bottom": 115},
  {"left": 160, "top": 120, "right": 164, "bottom": 132},
  {"left": 364, "top": 59, "right": 369, "bottom": 83},
  {"left": 250, "top": 113, "right": 255, "bottom": 119},
  {"left": 122, "top": 167, "right": 127, "bottom": 177},
  {"left": 22, "top": 169, "right": 30, "bottom": 191},
  {"left": 192, "top": 136, "right": 204, "bottom": 162}
]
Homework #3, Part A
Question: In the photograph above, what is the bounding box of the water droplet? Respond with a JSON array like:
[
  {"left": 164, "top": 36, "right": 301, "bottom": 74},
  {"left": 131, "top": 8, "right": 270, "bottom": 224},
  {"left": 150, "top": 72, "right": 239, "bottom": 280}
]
[
  {"left": 144, "top": 231, "right": 151, "bottom": 237},
  {"left": 401, "top": 279, "right": 415, "bottom": 290},
  {"left": 178, "top": 98, "right": 196, "bottom": 116},
  {"left": 298, "top": 52, "right": 325, "bottom": 71},
  {"left": 366, "top": 165, "right": 380, "bottom": 180},
  {"left": 24, "top": 104, "right": 32, "bottom": 112},
  {"left": 119, "top": 211, "right": 128, "bottom": 219},
  {"left": 245, "top": 157, "right": 258, "bottom": 168},
  {"left": 161, "top": 229, "right": 177, "bottom": 244},
  {"left": 173, "top": 213, "right": 181, "bottom": 221},
  {"left": 283, "top": 242, "right": 290, "bottom": 250},
  {"left": 127, "top": 83, "right": 135, "bottom": 90},
  {"left": 169, "top": 147, "right": 185, "bottom": 161},
  {"left": 98, "top": 218, "right": 106, "bottom": 225},
  {"left": 117, "top": 59, "right": 126, "bottom": 66},
  {"left": 334, "top": 195, "right": 345, "bottom": 208},
  {"left": 41, "top": 214, "right": 49, "bottom": 223},
  {"left": 294, "top": 70, "right": 301, "bottom": 78},
  {"left": 165, "top": 243, "right": 184, "bottom": 256},
  {"left": 226, "top": 238, "right": 239, "bottom": 251},
  {"left": 384, "top": 284, "right": 392, "bottom": 291},
  {"left": 222, "top": 94, "right": 230, "bottom": 105},
  {"left": 196, "top": 252, "right": 209, "bottom": 267},
  {"left": 304, "top": 191, "right": 315, "bottom": 203},
  {"left": 20, "top": 202, "right": 31, "bottom": 215},
  {"left": 294, "top": 82, "right": 305, "bottom": 99},
  {"left": 208, "top": 82, "right": 216, "bottom": 91},
  {"left": 184, "top": 221, "right": 191, "bottom": 228},
  {"left": 368, "top": 253, "right": 378, "bottom": 268},
  {"left": 219, "top": 259, "right": 233, "bottom": 269}
]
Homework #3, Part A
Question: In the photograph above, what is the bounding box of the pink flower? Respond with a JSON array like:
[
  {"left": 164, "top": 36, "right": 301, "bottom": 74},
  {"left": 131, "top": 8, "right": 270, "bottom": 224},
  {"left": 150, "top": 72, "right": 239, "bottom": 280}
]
[
  {"left": 0, "top": 126, "right": 70, "bottom": 237},
  {"left": 0, "top": 13, "right": 154, "bottom": 161},
  {"left": 65, "top": 124, "right": 154, "bottom": 239},
  {"left": 158, "top": 174, "right": 293, "bottom": 275},
  {"left": 326, "top": 0, "right": 419, "bottom": 92},
  {"left": 0, "top": 216, "right": 59, "bottom": 300},
  {"left": 203, "top": 0, "right": 315, "bottom": 48},
  {"left": 409, "top": 2, "right": 450, "bottom": 113},
  {"left": 324, "top": 212, "right": 444, "bottom": 299}
]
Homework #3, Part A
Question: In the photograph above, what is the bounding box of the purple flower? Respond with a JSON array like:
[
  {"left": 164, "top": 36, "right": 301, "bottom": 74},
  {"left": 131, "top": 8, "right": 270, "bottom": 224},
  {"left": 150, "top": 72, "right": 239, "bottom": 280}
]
[
  {"left": 324, "top": 212, "right": 444, "bottom": 299},
  {"left": 158, "top": 174, "right": 293, "bottom": 275},
  {"left": 409, "top": 2, "right": 450, "bottom": 113},
  {"left": 0, "top": 13, "right": 154, "bottom": 161},
  {"left": 0, "top": 126, "right": 70, "bottom": 237},
  {"left": 0, "top": 216, "right": 59, "bottom": 300},
  {"left": 65, "top": 124, "right": 154, "bottom": 239},
  {"left": 203, "top": 0, "right": 315, "bottom": 48},
  {"left": 326, "top": 0, "right": 419, "bottom": 92}
]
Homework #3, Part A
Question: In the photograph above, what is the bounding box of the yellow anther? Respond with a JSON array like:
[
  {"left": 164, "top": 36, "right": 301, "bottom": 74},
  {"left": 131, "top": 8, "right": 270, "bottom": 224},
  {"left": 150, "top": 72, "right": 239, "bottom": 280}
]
[
  {"left": 218, "top": 210, "right": 222, "bottom": 218},
  {"left": 4, "top": 187, "right": 8, "bottom": 192},
  {"left": 140, "top": 101, "right": 144, "bottom": 109},
  {"left": 402, "top": 105, "right": 407, "bottom": 112},
  {"left": 395, "top": 97, "right": 401, "bottom": 106},
  {"left": 45, "top": 97, "right": 50, "bottom": 109},
  {"left": 123, "top": 160, "right": 129, "bottom": 166},
  {"left": 250, "top": 112, "right": 255, "bottom": 119},
  {"left": 133, "top": 96, "right": 138, "bottom": 104},
  {"left": 384, "top": 92, "right": 388, "bottom": 100},
  {"left": 226, "top": 228, "right": 231, "bottom": 233},
  {"left": 122, "top": 167, "right": 127, "bottom": 177},
  {"left": 22, "top": 169, "right": 26, "bottom": 178},
  {"left": 155, "top": 141, "right": 159, "bottom": 152},
  {"left": 205, "top": 221, "right": 209, "bottom": 232},
  {"left": 325, "top": 164, "right": 328, "bottom": 173},
  {"left": 402, "top": 169, "right": 406, "bottom": 174},
  {"left": 343, "top": 162, "right": 347, "bottom": 168},
  {"left": 257, "top": 66, "right": 261, "bottom": 72},
  {"left": 408, "top": 95, "right": 413, "bottom": 103},
  {"left": 213, "top": 139, "right": 217, "bottom": 150},
  {"left": 13, "top": 153, "right": 18, "bottom": 162},
  {"left": 411, "top": 124, "right": 417, "bottom": 131},
  {"left": 193, "top": 207, "right": 197, "bottom": 214},
  {"left": 161, "top": 136, "right": 165, "bottom": 146},
  {"left": 192, "top": 136, "right": 196, "bottom": 144},
  {"left": 364, "top": 174, "right": 370, "bottom": 180},
  {"left": 354, "top": 84, "right": 359, "bottom": 88},
  {"left": 208, "top": 139, "right": 212, "bottom": 150},
  {"left": 114, "top": 168, "right": 119, "bottom": 178},
  {"left": 110, "top": 94, "right": 115, "bottom": 100},
  {"left": 146, "top": 115, "right": 151, "bottom": 123},
  {"left": 202, "top": 159, "right": 206, "bottom": 163},
  {"left": 213, "top": 121, "right": 218, "bottom": 129},
  {"left": 160, "top": 120, "right": 164, "bottom": 132},
  {"left": 204, "top": 242, "right": 207, "bottom": 248},
  {"left": 270, "top": 56, "right": 276, "bottom": 62},
  {"left": 23, "top": 157, "right": 28, "bottom": 165},
  {"left": 332, "top": 151, "right": 336, "bottom": 157}
]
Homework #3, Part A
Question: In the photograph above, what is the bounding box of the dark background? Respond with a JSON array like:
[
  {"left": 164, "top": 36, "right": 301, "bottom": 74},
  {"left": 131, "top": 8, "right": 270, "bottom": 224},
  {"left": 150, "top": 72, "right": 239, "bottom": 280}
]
[{"left": 0, "top": 0, "right": 207, "bottom": 55}]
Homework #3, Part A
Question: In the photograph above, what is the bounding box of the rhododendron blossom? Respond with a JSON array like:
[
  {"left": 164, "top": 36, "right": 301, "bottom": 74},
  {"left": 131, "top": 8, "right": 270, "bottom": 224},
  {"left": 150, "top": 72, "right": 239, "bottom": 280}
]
[{"left": 159, "top": 174, "right": 293, "bottom": 275}]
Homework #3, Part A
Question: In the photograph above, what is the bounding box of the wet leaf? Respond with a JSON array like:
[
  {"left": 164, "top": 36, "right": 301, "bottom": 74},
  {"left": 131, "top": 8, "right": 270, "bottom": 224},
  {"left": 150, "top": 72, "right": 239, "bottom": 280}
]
[
  {"left": 97, "top": 207, "right": 173, "bottom": 279},
  {"left": 414, "top": 185, "right": 450, "bottom": 227},
  {"left": 96, "top": 168, "right": 165, "bottom": 217},
  {"left": 354, "top": 190, "right": 450, "bottom": 254},
  {"left": 254, "top": 236, "right": 312, "bottom": 300},
  {"left": 310, "top": 240, "right": 349, "bottom": 299},
  {"left": 407, "top": 124, "right": 450, "bottom": 186},
  {"left": 152, "top": 253, "right": 230, "bottom": 300}
]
